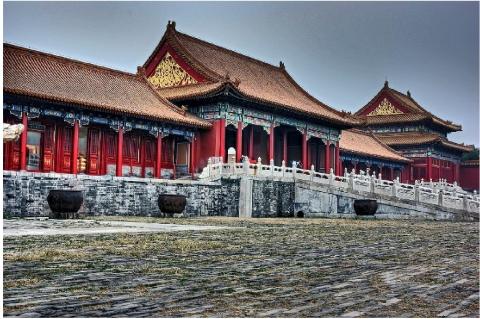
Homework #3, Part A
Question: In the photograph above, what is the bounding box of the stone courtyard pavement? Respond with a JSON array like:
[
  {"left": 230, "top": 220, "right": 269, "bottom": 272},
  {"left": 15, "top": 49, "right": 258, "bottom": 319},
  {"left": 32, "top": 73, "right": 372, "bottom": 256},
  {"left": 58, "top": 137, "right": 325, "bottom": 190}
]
[{"left": 3, "top": 217, "right": 479, "bottom": 318}]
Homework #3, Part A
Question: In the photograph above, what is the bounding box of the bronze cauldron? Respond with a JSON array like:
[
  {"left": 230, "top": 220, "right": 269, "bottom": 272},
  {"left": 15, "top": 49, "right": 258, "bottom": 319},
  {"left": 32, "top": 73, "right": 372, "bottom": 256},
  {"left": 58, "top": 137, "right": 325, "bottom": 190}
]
[
  {"left": 353, "top": 199, "right": 378, "bottom": 216},
  {"left": 158, "top": 194, "right": 187, "bottom": 217},
  {"left": 47, "top": 190, "right": 84, "bottom": 219}
]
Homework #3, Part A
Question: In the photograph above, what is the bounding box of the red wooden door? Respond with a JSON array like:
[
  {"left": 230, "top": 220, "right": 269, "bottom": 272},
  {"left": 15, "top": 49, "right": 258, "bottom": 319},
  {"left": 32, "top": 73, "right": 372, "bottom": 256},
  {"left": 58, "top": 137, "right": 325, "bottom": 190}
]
[
  {"left": 3, "top": 140, "right": 21, "bottom": 171},
  {"left": 56, "top": 126, "right": 72, "bottom": 173},
  {"left": 3, "top": 117, "right": 21, "bottom": 171},
  {"left": 87, "top": 128, "right": 102, "bottom": 175},
  {"left": 143, "top": 137, "right": 156, "bottom": 177},
  {"left": 103, "top": 130, "right": 117, "bottom": 175},
  {"left": 122, "top": 133, "right": 142, "bottom": 176},
  {"left": 42, "top": 124, "right": 55, "bottom": 172}
]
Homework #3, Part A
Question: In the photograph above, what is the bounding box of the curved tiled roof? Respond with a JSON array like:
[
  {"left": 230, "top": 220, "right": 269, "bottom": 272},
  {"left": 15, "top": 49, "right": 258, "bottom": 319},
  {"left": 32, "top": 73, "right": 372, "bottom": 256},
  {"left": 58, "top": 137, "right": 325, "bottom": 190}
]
[
  {"left": 355, "top": 82, "right": 461, "bottom": 132},
  {"left": 3, "top": 44, "right": 210, "bottom": 128},
  {"left": 375, "top": 132, "right": 474, "bottom": 153},
  {"left": 144, "top": 22, "right": 358, "bottom": 127},
  {"left": 340, "top": 129, "right": 410, "bottom": 163},
  {"left": 158, "top": 82, "right": 226, "bottom": 100}
]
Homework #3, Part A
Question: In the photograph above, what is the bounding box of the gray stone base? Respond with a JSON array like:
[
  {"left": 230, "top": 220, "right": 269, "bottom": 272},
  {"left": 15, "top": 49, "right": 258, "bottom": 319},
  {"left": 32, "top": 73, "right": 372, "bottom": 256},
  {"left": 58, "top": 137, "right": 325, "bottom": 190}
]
[{"left": 3, "top": 171, "right": 478, "bottom": 221}]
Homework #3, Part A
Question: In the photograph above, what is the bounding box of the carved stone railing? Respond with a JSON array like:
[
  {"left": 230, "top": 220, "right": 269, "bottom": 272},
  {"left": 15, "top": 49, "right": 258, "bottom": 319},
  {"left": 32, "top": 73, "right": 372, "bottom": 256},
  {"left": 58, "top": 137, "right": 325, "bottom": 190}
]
[{"left": 199, "top": 157, "right": 480, "bottom": 214}]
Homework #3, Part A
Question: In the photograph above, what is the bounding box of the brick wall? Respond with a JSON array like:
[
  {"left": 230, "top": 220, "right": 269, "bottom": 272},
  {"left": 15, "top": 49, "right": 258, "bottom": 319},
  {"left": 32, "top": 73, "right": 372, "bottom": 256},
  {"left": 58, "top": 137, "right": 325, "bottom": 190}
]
[{"left": 3, "top": 171, "right": 240, "bottom": 218}]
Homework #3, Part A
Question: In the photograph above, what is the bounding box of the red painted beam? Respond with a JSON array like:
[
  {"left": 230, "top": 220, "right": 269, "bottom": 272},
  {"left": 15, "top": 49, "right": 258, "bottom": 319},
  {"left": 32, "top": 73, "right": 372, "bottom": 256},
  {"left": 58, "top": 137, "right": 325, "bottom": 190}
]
[
  {"left": 19, "top": 113, "right": 28, "bottom": 171},
  {"left": 71, "top": 120, "right": 79, "bottom": 174},
  {"left": 116, "top": 127, "right": 124, "bottom": 177},
  {"left": 236, "top": 121, "right": 243, "bottom": 162}
]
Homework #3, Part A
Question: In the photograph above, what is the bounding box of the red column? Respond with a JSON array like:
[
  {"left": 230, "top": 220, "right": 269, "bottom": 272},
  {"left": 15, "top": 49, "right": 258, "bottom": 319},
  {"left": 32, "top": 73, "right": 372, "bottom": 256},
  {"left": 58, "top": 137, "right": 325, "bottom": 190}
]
[
  {"left": 269, "top": 125, "right": 275, "bottom": 162},
  {"left": 71, "top": 120, "right": 79, "bottom": 174},
  {"left": 390, "top": 167, "right": 394, "bottom": 180},
  {"left": 236, "top": 121, "right": 243, "bottom": 162},
  {"left": 249, "top": 126, "right": 254, "bottom": 160},
  {"left": 155, "top": 134, "right": 163, "bottom": 178},
  {"left": 302, "top": 131, "right": 307, "bottom": 169},
  {"left": 19, "top": 112, "right": 28, "bottom": 171},
  {"left": 325, "top": 141, "right": 331, "bottom": 173},
  {"left": 455, "top": 162, "right": 460, "bottom": 183},
  {"left": 283, "top": 130, "right": 288, "bottom": 164},
  {"left": 335, "top": 142, "right": 340, "bottom": 175},
  {"left": 426, "top": 156, "right": 432, "bottom": 180},
  {"left": 190, "top": 135, "right": 196, "bottom": 176},
  {"left": 116, "top": 127, "right": 124, "bottom": 177},
  {"left": 214, "top": 121, "right": 220, "bottom": 157},
  {"left": 220, "top": 119, "right": 226, "bottom": 162},
  {"left": 172, "top": 137, "right": 176, "bottom": 179}
]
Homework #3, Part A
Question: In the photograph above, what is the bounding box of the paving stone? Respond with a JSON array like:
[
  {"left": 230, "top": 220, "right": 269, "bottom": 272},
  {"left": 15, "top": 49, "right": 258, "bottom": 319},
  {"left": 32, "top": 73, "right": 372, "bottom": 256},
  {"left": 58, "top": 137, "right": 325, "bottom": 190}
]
[{"left": 3, "top": 217, "right": 479, "bottom": 317}]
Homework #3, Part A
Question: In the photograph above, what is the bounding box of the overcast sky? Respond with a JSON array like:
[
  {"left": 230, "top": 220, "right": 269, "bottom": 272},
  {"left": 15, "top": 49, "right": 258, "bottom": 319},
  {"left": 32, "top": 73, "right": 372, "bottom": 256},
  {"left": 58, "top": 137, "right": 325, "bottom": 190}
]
[{"left": 4, "top": 1, "right": 479, "bottom": 146}]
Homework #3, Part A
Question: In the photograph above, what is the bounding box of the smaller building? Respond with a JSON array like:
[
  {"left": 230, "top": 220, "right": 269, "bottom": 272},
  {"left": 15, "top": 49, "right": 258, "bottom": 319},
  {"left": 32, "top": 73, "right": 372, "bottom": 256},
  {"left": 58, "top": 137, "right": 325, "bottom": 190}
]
[
  {"left": 355, "top": 81, "right": 474, "bottom": 184},
  {"left": 339, "top": 129, "right": 411, "bottom": 180}
]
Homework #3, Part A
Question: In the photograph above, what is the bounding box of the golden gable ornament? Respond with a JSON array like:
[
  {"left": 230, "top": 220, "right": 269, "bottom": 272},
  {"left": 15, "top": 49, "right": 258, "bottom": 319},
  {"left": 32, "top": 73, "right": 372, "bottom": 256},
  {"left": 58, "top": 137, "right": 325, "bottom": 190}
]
[
  {"left": 148, "top": 52, "right": 197, "bottom": 88},
  {"left": 367, "top": 98, "right": 404, "bottom": 116}
]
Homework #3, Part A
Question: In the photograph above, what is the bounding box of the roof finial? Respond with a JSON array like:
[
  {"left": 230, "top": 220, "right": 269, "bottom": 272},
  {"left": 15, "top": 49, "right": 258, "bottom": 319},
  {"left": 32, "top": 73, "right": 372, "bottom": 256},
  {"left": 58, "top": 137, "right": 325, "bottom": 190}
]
[
  {"left": 407, "top": 90, "right": 411, "bottom": 97},
  {"left": 384, "top": 79, "right": 389, "bottom": 88},
  {"left": 279, "top": 61, "right": 285, "bottom": 70},
  {"left": 167, "top": 20, "right": 176, "bottom": 30},
  {"left": 136, "top": 66, "right": 146, "bottom": 77}
]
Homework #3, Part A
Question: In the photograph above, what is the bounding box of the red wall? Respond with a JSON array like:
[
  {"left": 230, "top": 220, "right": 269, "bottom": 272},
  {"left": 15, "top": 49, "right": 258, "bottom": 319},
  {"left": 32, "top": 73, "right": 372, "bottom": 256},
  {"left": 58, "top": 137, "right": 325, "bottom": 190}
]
[
  {"left": 196, "top": 119, "right": 224, "bottom": 171},
  {"left": 459, "top": 165, "right": 479, "bottom": 191}
]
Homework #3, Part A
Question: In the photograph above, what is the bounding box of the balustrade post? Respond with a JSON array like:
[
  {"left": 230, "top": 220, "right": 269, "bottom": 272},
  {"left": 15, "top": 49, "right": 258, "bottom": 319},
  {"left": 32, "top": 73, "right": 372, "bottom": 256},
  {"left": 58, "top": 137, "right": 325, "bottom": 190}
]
[
  {"left": 281, "top": 160, "right": 286, "bottom": 177},
  {"left": 414, "top": 184, "right": 420, "bottom": 202},
  {"left": 463, "top": 195, "right": 468, "bottom": 210},
  {"left": 243, "top": 156, "right": 250, "bottom": 175},
  {"left": 438, "top": 189, "right": 443, "bottom": 206},
  {"left": 348, "top": 169, "right": 354, "bottom": 191},
  {"left": 310, "top": 164, "right": 315, "bottom": 181},
  {"left": 392, "top": 178, "right": 398, "bottom": 198},
  {"left": 206, "top": 158, "right": 212, "bottom": 178},
  {"left": 257, "top": 157, "right": 262, "bottom": 176},
  {"left": 329, "top": 168, "right": 334, "bottom": 186},
  {"left": 370, "top": 175, "right": 375, "bottom": 194},
  {"left": 270, "top": 159, "right": 274, "bottom": 177}
]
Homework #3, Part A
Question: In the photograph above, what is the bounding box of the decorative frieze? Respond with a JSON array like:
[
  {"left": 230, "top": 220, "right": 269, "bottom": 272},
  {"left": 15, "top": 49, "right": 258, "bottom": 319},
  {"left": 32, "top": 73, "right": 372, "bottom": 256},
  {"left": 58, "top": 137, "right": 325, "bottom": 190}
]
[
  {"left": 3, "top": 102, "right": 195, "bottom": 138},
  {"left": 193, "top": 102, "right": 341, "bottom": 140}
]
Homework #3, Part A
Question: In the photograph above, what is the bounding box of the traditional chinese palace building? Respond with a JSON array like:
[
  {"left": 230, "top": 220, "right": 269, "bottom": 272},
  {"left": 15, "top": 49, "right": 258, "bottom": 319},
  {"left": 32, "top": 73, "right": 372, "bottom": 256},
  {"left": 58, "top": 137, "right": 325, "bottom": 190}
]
[
  {"left": 355, "top": 81, "right": 474, "bottom": 184},
  {"left": 3, "top": 21, "right": 476, "bottom": 188}
]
